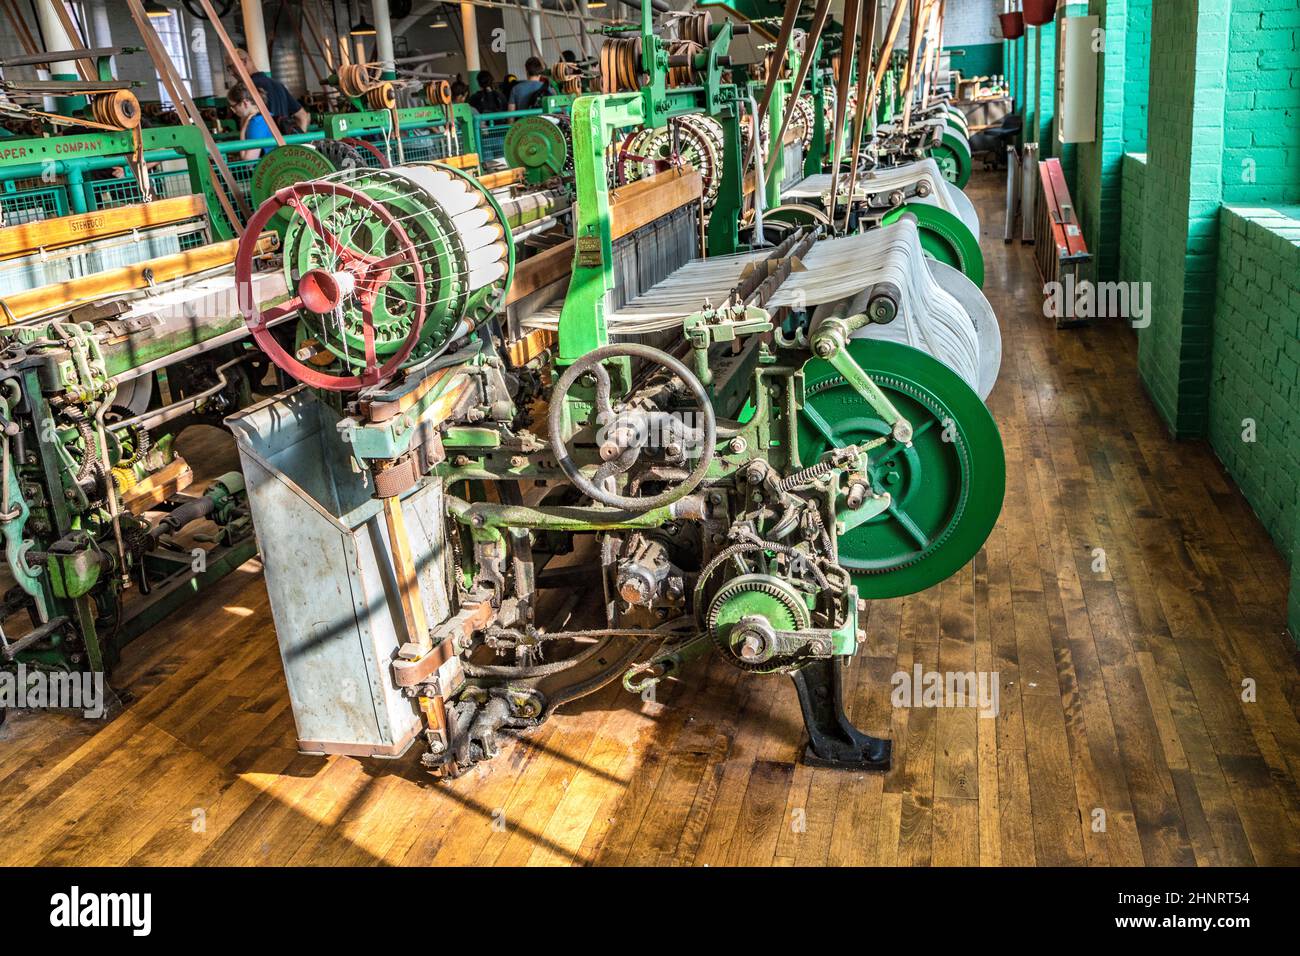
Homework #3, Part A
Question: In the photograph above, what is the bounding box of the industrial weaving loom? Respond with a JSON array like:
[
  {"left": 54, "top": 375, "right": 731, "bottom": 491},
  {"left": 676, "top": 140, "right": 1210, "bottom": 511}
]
[{"left": 220, "top": 0, "right": 1005, "bottom": 778}]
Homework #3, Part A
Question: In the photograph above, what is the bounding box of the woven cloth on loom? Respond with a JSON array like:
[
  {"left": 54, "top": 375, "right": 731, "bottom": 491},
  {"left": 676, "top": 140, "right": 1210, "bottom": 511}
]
[
  {"left": 522, "top": 220, "right": 989, "bottom": 396},
  {"left": 768, "top": 221, "right": 984, "bottom": 394}
]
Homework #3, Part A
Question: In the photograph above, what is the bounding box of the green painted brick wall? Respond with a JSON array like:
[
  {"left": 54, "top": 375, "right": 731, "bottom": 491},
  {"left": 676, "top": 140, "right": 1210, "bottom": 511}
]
[
  {"left": 1077, "top": 0, "right": 1151, "bottom": 283},
  {"left": 1222, "top": 0, "right": 1300, "bottom": 206},
  {"left": 1119, "top": 152, "right": 1147, "bottom": 284},
  {"left": 1056, "top": 3, "right": 1090, "bottom": 188},
  {"left": 1032, "top": 23, "right": 1057, "bottom": 157},
  {"left": 1209, "top": 207, "right": 1300, "bottom": 639},
  {"left": 1123, "top": 0, "right": 1151, "bottom": 151},
  {"left": 1210, "top": 207, "right": 1300, "bottom": 551},
  {"left": 1136, "top": 0, "right": 1232, "bottom": 440},
  {"left": 1025, "top": 28, "right": 1038, "bottom": 143}
]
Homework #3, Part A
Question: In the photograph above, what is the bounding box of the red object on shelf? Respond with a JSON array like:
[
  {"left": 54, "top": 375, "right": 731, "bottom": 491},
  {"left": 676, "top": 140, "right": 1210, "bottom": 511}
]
[
  {"left": 999, "top": 11, "right": 1025, "bottom": 39},
  {"left": 1023, "top": 0, "right": 1058, "bottom": 26}
]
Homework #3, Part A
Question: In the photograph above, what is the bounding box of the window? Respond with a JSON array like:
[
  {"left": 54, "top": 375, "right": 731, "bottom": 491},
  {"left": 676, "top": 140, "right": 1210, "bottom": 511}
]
[{"left": 151, "top": 9, "right": 193, "bottom": 108}]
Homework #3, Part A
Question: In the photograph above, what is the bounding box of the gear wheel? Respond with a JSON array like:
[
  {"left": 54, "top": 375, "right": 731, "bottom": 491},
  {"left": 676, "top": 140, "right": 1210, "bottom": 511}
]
[{"left": 706, "top": 573, "right": 811, "bottom": 673}]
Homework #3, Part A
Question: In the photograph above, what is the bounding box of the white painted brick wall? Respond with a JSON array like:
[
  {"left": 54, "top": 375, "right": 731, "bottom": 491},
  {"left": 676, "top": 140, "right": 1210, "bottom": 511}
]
[{"left": 893, "top": 0, "right": 1004, "bottom": 47}]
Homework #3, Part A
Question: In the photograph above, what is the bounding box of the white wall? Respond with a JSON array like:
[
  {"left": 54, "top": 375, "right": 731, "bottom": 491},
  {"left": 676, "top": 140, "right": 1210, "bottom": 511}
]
[{"left": 893, "top": 0, "right": 1003, "bottom": 48}]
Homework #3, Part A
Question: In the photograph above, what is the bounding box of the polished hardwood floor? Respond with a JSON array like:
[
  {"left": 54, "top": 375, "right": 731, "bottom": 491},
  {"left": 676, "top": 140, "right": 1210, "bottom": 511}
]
[{"left": 1, "top": 172, "right": 1298, "bottom": 866}]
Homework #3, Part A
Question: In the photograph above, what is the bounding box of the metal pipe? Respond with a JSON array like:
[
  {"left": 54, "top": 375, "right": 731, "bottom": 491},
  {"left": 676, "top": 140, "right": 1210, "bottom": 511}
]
[
  {"left": 527, "top": 0, "right": 544, "bottom": 59},
  {"left": 444, "top": 0, "right": 615, "bottom": 27},
  {"left": 86, "top": 0, "right": 112, "bottom": 48},
  {"left": 575, "top": 0, "right": 594, "bottom": 58},
  {"left": 37, "top": 0, "right": 81, "bottom": 113},
  {"left": 110, "top": 357, "right": 248, "bottom": 434}
]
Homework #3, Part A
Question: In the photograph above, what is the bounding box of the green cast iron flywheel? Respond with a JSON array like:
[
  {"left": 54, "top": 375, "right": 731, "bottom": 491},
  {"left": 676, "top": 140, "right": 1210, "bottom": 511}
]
[
  {"left": 797, "top": 340, "right": 1005, "bottom": 600},
  {"left": 882, "top": 202, "right": 985, "bottom": 288},
  {"left": 928, "top": 130, "right": 973, "bottom": 188},
  {"left": 504, "top": 115, "right": 571, "bottom": 180}
]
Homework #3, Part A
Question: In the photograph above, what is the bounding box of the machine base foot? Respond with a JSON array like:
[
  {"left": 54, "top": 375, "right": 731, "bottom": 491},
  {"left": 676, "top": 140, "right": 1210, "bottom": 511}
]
[{"left": 790, "top": 658, "right": 892, "bottom": 772}]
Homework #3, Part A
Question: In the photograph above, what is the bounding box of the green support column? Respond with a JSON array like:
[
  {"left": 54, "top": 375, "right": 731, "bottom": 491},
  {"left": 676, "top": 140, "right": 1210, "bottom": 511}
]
[
  {"left": 1055, "top": 3, "right": 1088, "bottom": 187},
  {"left": 1135, "top": 0, "right": 1232, "bottom": 439},
  {"left": 1024, "top": 28, "right": 1038, "bottom": 144},
  {"left": 1032, "top": 21, "right": 1057, "bottom": 157},
  {"left": 1078, "top": 0, "right": 1150, "bottom": 283}
]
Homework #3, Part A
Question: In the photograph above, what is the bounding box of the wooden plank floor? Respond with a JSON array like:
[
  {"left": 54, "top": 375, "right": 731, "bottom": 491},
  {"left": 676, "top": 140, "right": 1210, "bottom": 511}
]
[{"left": 2, "top": 172, "right": 1299, "bottom": 866}]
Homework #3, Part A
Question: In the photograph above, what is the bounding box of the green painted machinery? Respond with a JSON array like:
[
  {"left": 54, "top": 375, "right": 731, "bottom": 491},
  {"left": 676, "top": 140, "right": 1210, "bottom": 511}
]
[
  {"left": 227, "top": 0, "right": 1003, "bottom": 779},
  {"left": 503, "top": 114, "right": 573, "bottom": 184},
  {"left": 0, "top": 276, "right": 272, "bottom": 683}
]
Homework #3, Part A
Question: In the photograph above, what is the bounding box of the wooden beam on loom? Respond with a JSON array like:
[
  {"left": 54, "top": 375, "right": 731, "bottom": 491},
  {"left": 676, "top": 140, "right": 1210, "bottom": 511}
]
[
  {"left": 901, "top": 0, "right": 930, "bottom": 132},
  {"left": 0, "top": 195, "right": 206, "bottom": 260},
  {"left": 868, "top": 0, "right": 908, "bottom": 115},
  {"left": 826, "top": 0, "right": 862, "bottom": 220},
  {"left": 763, "top": 0, "right": 835, "bottom": 184},
  {"left": 124, "top": 0, "right": 251, "bottom": 229},
  {"left": 925, "top": 0, "right": 947, "bottom": 109},
  {"left": 0, "top": 0, "right": 40, "bottom": 57},
  {"left": 197, "top": 0, "right": 286, "bottom": 148},
  {"left": 842, "top": 0, "right": 879, "bottom": 231},
  {"left": 918, "top": 0, "right": 940, "bottom": 110},
  {"left": 292, "top": 10, "right": 325, "bottom": 87},
  {"left": 302, "top": 1, "right": 335, "bottom": 74},
  {"left": 0, "top": 234, "right": 278, "bottom": 324}
]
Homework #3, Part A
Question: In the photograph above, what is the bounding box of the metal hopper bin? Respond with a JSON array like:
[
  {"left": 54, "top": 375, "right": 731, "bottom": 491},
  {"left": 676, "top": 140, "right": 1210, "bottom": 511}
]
[{"left": 226, "top": 386, "right": 451, "bottom": 758}]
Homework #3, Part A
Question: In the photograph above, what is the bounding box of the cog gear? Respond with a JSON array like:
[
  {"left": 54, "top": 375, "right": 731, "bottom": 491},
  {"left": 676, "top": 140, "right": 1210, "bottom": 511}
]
[{"left": 706, "top": 573, "right": 812, "bottom": 673}]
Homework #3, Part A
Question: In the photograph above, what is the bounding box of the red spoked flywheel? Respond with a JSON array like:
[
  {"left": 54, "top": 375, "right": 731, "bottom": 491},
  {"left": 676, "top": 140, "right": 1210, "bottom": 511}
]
[{"left": 235, "top": 179, "right": 427, "bottom": 392}]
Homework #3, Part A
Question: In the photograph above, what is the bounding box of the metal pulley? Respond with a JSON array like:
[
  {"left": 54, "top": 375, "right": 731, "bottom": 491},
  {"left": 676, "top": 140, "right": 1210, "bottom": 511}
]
[
  {"left": 928, "top": 130, "right": 973, "bottom": 188},
  {"left": 425, "top": 80, "right": 452, "bottom": 106},
  {"left": 90, "top": 90, "right": 141, "bottom": 130},
  {"left": 797, "top": 340, "right": 1004, "bottom": 599},
  {"left": 504, "top": 114, "right": 572, "bottom": 180},
  {"left": 882, "top": 203, "right": 985, "bottom": 288}
]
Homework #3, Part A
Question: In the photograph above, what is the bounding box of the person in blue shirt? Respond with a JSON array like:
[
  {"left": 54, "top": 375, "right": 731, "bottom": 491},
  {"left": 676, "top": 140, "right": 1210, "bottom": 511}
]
[
  {"left": 235, "top": 48, "right": 310, "bottom": 132},
  {"left": 228, "top": 83, "right": 275, "bottom": 159},
  {"left": 507, "top": 58, "right": 551, "bottom": 111}
]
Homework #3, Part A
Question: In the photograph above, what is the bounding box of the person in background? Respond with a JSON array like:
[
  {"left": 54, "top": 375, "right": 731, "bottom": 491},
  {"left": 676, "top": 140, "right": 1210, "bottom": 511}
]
[
  {"left": 468, "top": 71, "right": 507, "bottom": 114},
  {"left": 233, "top": 48, "right": 310, "bottom": 132},
  {"left": 507, "top": 57, "right": 550, "bottom": 111},
  {"left": 451, "top": 79, "right": 469, "bottom": 103},
  {"left": 227, "top": 83, "right": 274, "bottom": 159}
]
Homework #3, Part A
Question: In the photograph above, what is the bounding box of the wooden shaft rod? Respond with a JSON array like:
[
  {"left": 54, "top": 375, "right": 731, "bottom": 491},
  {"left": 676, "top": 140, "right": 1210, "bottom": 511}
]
[
  {"left": 843, "top": 0, "right": 880, "bottom": 231},
  {"left": 763, "top": 0, "right": 836, "bottom": 184},
  {"left": 826, "top": 0, "right": 863, "bottom": 223}
]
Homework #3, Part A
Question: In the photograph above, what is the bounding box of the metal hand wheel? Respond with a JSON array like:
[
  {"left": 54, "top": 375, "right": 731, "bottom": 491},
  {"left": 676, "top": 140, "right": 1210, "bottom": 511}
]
[
  {"left": 235, "top": 179, "right": 427, "bottom": 392},
  {"left": 547, "top": 343, "right": 717, "bottom": 512}
]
